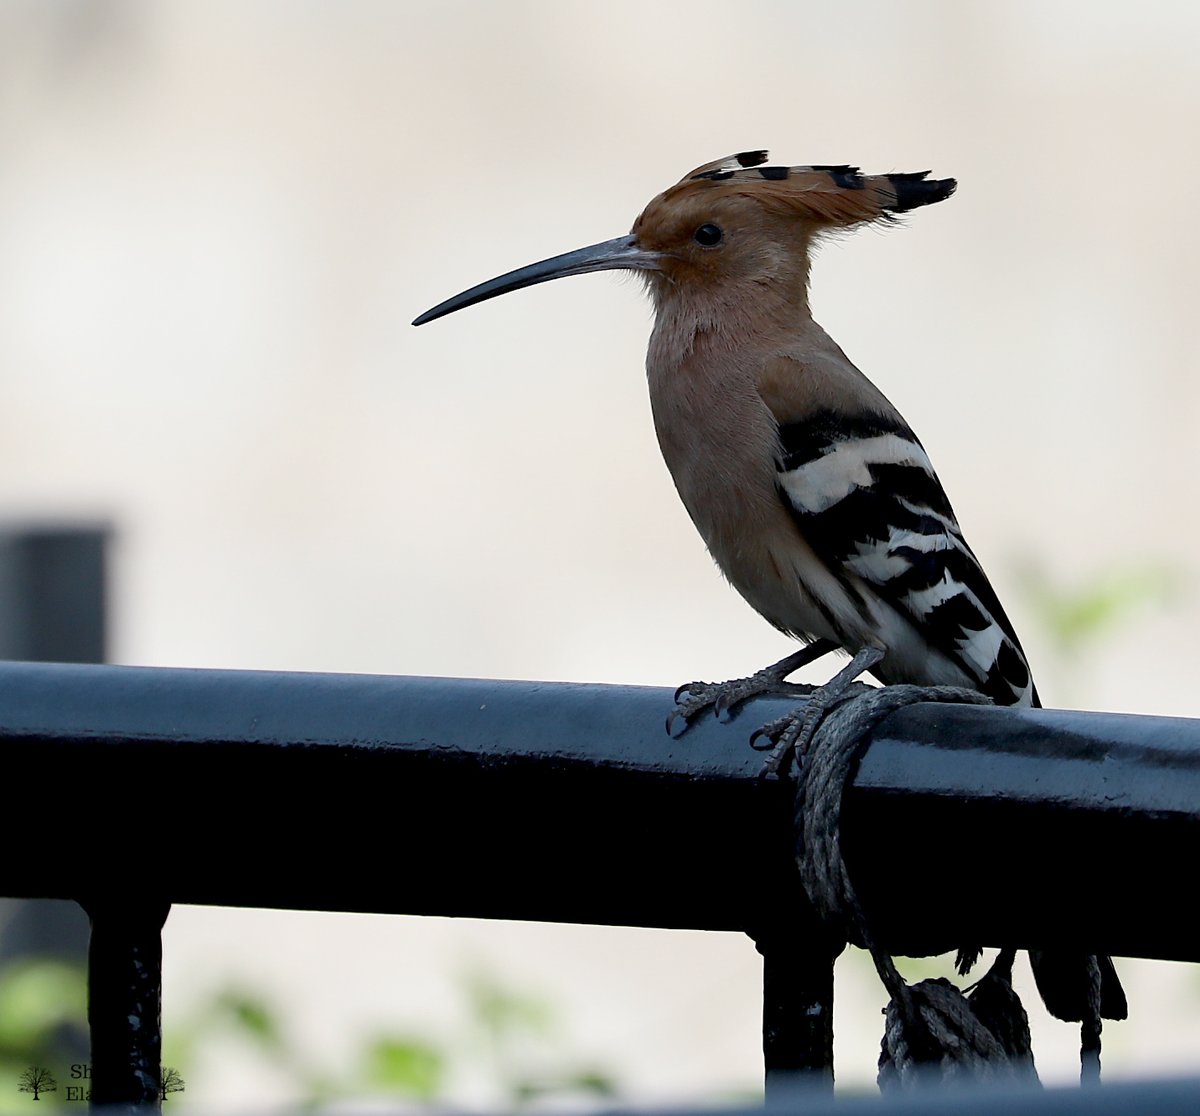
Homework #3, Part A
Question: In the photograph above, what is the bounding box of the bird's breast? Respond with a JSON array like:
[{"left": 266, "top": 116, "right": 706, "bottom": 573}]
[{"left": 645, "top": 338, "right": 844, "bottom": 643}]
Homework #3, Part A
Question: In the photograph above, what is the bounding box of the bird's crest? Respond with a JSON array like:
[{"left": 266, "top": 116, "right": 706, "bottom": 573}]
[{"left": 663, "top": 150, "right": 956, "bottom": 227}]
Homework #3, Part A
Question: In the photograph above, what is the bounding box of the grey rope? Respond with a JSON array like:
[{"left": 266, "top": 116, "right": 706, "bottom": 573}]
[
  {"left": 785, "top": 682, "right": 1040, "bottom": 1088},
  {"left": 1081, "top": 955, "right": 1103, "bottom": 1084}
]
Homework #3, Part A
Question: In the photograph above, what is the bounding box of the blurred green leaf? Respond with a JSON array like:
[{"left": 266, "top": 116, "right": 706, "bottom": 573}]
[
  {"left": 464, "top": 969, "right": 554, "bottom": 1040},
  {"left": 510, "top": 1068, "right": 617, "bottom": 1103},
  {"left": 211, "top": 989, "right": 284, "bottom": 1051},
  {"left": 1016, "top": 561, "right": 1179, "bottom": 656},
  {"left": 363, "top": 1036, "right": 444, "bottom": 1098},
  {"left": 0, "top": 960, "right": 86, "bottom": 1051},
  {"left": 127, "top": 965, "right": 620, "bottom": 1110},
  {"left": 560, "top": 1068, "right": 618, "bottom": 1096}
]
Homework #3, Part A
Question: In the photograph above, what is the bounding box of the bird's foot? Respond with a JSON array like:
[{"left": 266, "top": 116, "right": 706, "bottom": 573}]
[
  {"left": 749, "top": 689, "right": 852, "bottom": 778},
  {"left": 668, "top": 674, "right": 810, "bottom": 738},
  {"left": 666, "top": 640, "right": 837, "bottom": 738},
  {"left": 749, "top": 646, "right": 885, "bottom": 777}
]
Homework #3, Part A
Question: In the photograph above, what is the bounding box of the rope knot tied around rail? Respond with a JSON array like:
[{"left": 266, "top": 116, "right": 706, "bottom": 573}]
[{"left": 775, "top": 681, "right": 1044, "bottom": 1088}]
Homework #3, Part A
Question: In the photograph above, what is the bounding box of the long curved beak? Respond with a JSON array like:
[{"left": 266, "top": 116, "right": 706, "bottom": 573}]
[{"left": 412, "top": 234, "right": 659, "bottom": 326}]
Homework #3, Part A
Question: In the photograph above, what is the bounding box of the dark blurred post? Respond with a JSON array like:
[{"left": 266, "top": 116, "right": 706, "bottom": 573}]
[
  {"left": 0, "top": 524, "right": 109, "bottom": 1059},
  {"left": 0, "top": 524, "right": 107, "bottom": 663}
]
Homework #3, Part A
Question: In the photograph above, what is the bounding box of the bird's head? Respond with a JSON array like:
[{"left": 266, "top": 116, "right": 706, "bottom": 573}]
[{"left": 412, "top": 151, "right": 954, "bottom": 327}]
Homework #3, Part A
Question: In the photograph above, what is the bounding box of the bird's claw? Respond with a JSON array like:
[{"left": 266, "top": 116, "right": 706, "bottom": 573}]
[
  {"left": 672, "top": 680, "right": 703, "bottom": 703},
  {"left": 713, "top": 689, "right": 740, "bottom": 721},
  {"left": 667, "top": 679, "right": 726, "bottom": 737},
  {"left": 751, "top": 676, "right": 877, "bottom": 777},
  {"left": 665, "top": 707, "right": 691, "bottom": 739},
  {"left": 668, "top": 671, "right": 814, "bottom": 739},
  {"left": 753, "top": 708, "right": 816, "bottom": 778},
  {"left": 748, "top": 720, "right": 784, "bottom": 751},
  {"left": 668, "top": 677, "right": 764, "bottom": 736}
]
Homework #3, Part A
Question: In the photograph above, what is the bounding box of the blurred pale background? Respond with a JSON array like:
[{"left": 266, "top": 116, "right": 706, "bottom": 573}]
[{"left": 1, "top": 0, "right": 1199, "bottom": 1107}]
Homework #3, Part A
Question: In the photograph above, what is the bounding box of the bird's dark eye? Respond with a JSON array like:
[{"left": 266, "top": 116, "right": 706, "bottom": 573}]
[{"left": 693, "top": 223, "right": 723, "bottom": 247}]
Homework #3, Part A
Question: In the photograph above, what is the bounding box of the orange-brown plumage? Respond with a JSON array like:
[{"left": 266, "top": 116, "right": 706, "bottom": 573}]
[
  {"left": 649, "top": 151, "right": 952, "bottom": 228},
  {"left": 632, "top": 153, "right": 954, "bottom": 348}
]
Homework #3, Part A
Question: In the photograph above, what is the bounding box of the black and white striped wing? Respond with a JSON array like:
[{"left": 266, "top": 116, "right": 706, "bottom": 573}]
[{"left": 775, "top": 411, "right": 1038, "bottom": 706}]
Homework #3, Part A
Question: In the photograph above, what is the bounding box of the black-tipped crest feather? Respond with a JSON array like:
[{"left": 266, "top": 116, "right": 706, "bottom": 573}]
[
  {"left": 885, "top": 171, "right": 957, "bottom": 213},
  {"left": 675, "top": 152, "right": 956, "bottom": 229}
]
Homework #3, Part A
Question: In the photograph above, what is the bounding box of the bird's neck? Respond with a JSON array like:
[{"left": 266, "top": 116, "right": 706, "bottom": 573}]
[{"left": 646, "top": 280, "right": 811, "bottom": 372}]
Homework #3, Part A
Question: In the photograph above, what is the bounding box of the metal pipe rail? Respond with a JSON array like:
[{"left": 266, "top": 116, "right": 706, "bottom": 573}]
[{"left": 2, "top": 660, "right": 1199, "bottom": 1106}]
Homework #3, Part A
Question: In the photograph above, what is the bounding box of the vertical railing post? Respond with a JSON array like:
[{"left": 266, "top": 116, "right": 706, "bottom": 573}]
[
  {"left": 752, "top": 916, "right": 842, "bottom": 1101},
  {"left": 748, "top": 774, "right": 843, "bottom": 1102},
  {"left": 82, "top": 900, "right": 170, "bottom": 1111}
]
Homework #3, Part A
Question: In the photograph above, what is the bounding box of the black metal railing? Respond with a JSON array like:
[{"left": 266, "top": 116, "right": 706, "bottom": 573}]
[{"left": 2, "top": 660, "right": 1200, "bottom": 1108}]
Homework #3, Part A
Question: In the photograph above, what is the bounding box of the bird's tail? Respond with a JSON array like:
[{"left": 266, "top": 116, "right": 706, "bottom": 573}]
[{"left": 1029, "top": 951, "right": 1127, "bottom": 1022}]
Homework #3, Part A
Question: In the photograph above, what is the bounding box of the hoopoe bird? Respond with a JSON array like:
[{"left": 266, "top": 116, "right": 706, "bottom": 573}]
[{"left": 413, "top": 150, "right": 1125, "bottom": 1025}]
